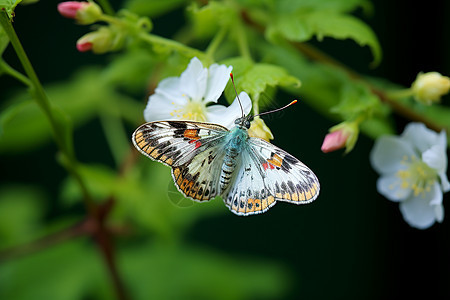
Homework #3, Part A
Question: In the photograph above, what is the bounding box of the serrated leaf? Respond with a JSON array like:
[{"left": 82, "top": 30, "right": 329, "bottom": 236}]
[{"left": 267, "top": 10, "right": 382, "bottom": 66}]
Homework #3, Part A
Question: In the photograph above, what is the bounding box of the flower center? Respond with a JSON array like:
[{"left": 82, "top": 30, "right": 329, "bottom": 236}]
[
  {"left": 170, "top": 99, "right": 207, "bottom": 122},
  {"left": 396, "top": 155, "right": 437, "bottom": 196}
]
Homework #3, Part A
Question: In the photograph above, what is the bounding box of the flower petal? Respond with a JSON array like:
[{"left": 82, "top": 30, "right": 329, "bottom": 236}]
[
  {"left": 399, "top": 183, "right": 441, "bottom": 229},
  {"left": 205, "top": 92, "right": 252, "bottom": 129},
  {"left": 439, "top": 173, "right": 450, "bottom": 193},
  {"left": 428, "top": 181, "right": 443, "bottom": 206},
  {"left": 435, "top": 204, "right": 445, "bottom": 223},
  {"left": 370, "top": 136, "right": 415, "bottom": 174},
  {"left": 179, "top": 57, "right": 207, "bottom": 101},
  {"left": 376, "top": 174, "right": 411, "bottom": 202},
  {"left": 401, "top": 122, "right": 440, "bottom": 153},
  {"left": 422, "top": 144, "right": 446, "bottom": 171},
  {"left": 144, "top": 93, "right": 184, "bottom": 122},
  {"left": 153, "top": 77, "right": 185, "bottom": 104},
  {"left": 203, "top": 64, "right": 233, "bottom": 104}
]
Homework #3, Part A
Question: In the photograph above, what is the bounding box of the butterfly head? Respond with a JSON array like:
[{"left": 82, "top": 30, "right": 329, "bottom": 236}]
[{"left": 234, "top": 115, "right": 254, "bottom": 129}]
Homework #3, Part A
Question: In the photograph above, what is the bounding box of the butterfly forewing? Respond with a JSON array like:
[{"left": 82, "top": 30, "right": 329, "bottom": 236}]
[{"left": 132, "top": 121, "right": 229, "bottom": 202}]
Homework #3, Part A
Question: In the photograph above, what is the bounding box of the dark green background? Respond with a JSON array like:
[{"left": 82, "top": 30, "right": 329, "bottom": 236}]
[{"left": 1, "top": 0, "right": 449, "bottom": 299}]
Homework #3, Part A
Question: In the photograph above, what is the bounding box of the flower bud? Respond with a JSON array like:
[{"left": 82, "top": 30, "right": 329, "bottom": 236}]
[
  {"left": 248, "top": 117, "right": 274, "bottom": 142},
  {"left": 76, "top": 27, "right": 125, "bottom": 54},
  {"left": 57, "top": 1, "right": 102, "bottom": 25},
  {"left": 411, "top": 71, "right": 450, "bottom": 105},
  {"left": 321, "top": 121, "right": 359, "bottom": 154}
]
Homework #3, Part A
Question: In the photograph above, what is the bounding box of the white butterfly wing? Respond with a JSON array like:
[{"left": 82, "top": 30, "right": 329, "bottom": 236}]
[{"left": 133, "top": 121, "right": 228, "bottom": 201}]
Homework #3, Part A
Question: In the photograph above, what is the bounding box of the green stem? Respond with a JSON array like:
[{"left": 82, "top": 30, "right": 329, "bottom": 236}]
[
  {"left": 205, "top": 25, "right": 228, "bottom": 60},
  {"left": 138, "top": 32, "right": 209, "bottom": 62},
  {"left": 234, "top": 20, "right": 252, "bottom": 60},
  {"left": 386, "top": 88, "right": 414, "bottom": 100},
  {"left": 0, "top": 10, "right": 95, "bottom": 213},
  {"left": 0, "top": 60, "right": 31, "bottom": 86}
]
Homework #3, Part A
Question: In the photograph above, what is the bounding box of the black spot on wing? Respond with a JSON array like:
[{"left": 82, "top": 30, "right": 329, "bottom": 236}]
[{"left": 168, "top": 121, "right": 187, "bottom": 129}]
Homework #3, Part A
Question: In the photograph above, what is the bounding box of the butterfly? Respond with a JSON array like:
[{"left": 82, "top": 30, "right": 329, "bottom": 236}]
[{"left": 132, "top": 106, "right": 320, "bottom": 216}]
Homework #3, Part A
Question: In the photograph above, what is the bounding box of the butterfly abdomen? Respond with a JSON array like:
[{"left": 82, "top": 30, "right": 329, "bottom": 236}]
[{"left": 219, "top": 128, "right": 248, "bottom": 193}]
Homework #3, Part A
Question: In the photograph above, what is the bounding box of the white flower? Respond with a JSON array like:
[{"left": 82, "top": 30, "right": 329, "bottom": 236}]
[
  {"left": 144, "top": 57, "right": 251, "bottom": 128},
  {"left": 370, "top": 122, "right": 449, "bottom": 229}
]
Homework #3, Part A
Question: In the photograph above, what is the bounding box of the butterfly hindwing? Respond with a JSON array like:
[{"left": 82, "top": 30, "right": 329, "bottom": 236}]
[
  {"left": 132, "top": 120, "right": 229, "bottom": 202},
  {"left": 249, "top": 137, "right": 320, "bottom": 204},
  {"left": 223, "top": 148, "right": 276, "bottom": 215}
]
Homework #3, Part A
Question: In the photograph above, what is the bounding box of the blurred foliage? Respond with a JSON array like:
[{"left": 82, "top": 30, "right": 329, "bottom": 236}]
[{"left": 0, "top": 0, "right": 449, "bottom": 299}]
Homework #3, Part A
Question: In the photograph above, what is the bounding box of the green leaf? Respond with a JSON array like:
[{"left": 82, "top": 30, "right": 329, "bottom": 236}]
[
  {"left": 222, "top": 57, "right": 300, "bottom": 108},
  {"left": 267, "top": 10, "right": 382, "bottom": 67},
  {"left": 0, "top": 0, "right": 22, "bottom": 18}
]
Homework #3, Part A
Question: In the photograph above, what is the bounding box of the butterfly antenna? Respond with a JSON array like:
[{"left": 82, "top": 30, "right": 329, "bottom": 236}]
[
  {"left": 253, "top": 100, "right": 298, "bottom": 118},
  {"left": 230, "top": 73, "right": 244, "bottom": 118}
]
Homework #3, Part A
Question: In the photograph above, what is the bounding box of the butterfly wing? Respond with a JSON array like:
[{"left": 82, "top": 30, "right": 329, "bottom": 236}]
[
  {"left": 249, "top": 137, "right": 320, "bottom": 203},
  {"left": 223, "top": 137, "right": 320, "bottom": 216},
  {"left": 132, "top": 120, "right": 229, "bottom": 201}
]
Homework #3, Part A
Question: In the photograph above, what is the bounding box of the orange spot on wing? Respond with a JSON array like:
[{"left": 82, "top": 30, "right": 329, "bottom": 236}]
[
  {"left": 265, "top": 154, "right": 283, "bottom": 169},
  {"left": 184, "top": 129, "right": 200, "bottom": 140}
]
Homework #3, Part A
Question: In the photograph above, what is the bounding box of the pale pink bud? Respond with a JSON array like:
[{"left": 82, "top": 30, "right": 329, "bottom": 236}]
[
  {"left": 57, "top": 1, "right": 87, "bottom": 19},
  {"left": 321, "top": 130, "right": 349, "bottom": 153}
]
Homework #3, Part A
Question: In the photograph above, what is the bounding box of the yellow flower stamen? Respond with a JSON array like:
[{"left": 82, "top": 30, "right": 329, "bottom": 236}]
[{"left": 395, "top": 155, "right": 438, "bottom": 197}]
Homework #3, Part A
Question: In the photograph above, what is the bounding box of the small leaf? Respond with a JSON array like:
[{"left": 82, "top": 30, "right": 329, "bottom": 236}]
[{"left": 0, "top": 0, "right": 22, "bottom": 18}]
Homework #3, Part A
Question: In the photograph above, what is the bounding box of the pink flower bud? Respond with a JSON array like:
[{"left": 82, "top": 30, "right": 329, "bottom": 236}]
[
  {"left": 57, "top": 1, "right": 102, "bottom": 25},
  {"left": 76, "top": 41, "right": 92, "bottom": 52},
  {"left": 321, "top": 129, "right": 349, "bottom": 153},
  {"left": 57, "top": 1, "right": 88, "bottom": 19}
]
